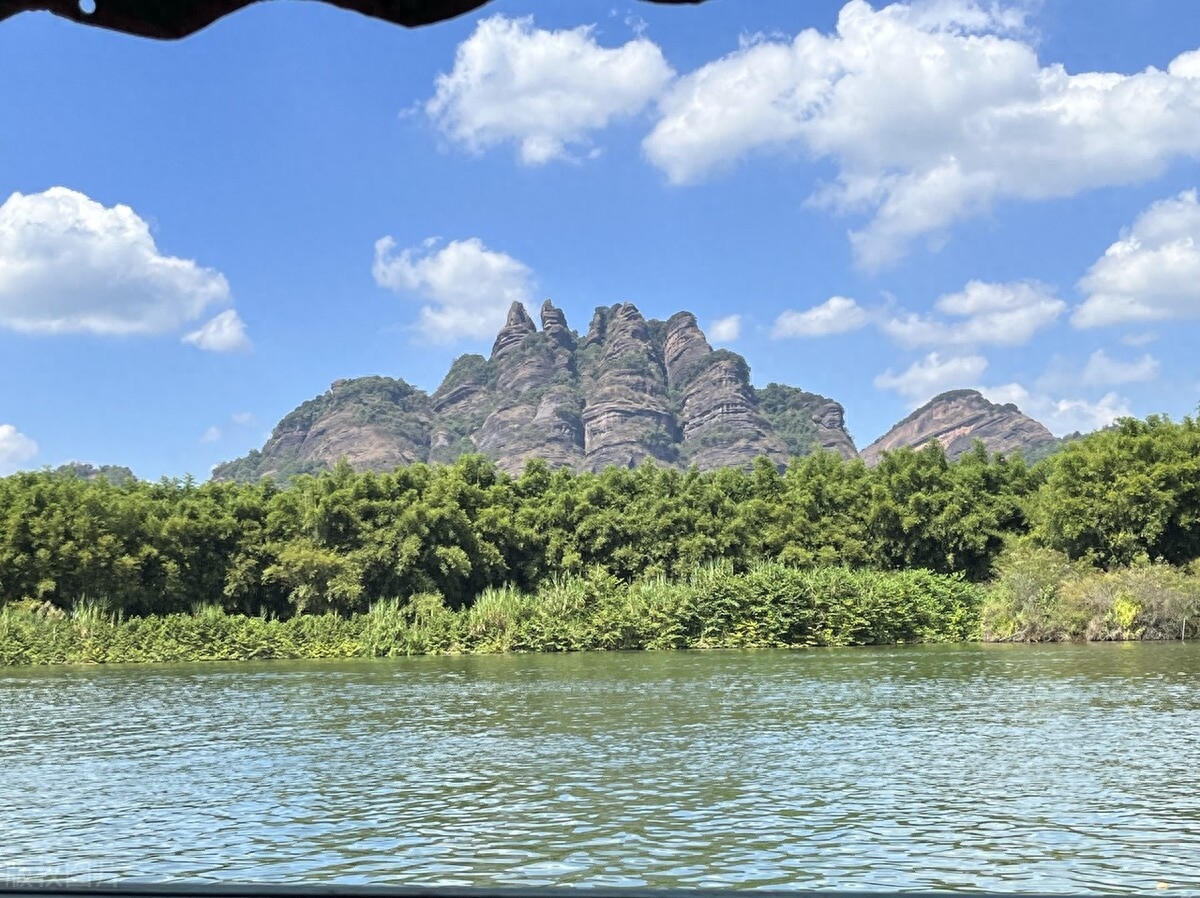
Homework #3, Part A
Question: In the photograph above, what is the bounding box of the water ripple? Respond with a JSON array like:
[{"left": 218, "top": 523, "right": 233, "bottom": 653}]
[{"left": 3, "top": 644, "right": 1200, "bottom": 892}]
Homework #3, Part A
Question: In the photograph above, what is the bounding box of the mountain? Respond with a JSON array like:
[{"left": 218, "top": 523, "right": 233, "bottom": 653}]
[
  {"left": 858, "top": 389, "right": 1058, "bottom": 465},
  {"left": 213, "top": 301, "right": 858, "bottom": 482}
]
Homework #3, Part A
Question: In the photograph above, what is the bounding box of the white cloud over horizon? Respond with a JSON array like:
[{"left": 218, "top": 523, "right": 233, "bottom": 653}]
[
  {"left": 882, "top": 280, "right": 1065, "bottom": 347},
  {"left": 1081, "top": 349, "right": 1160, "bottom": 386},
  {"left": 642, "top": 0, "right": 1200, "bottom": 267},
  {"left": 0, "top": 187, "right": 232, "bottom": 336},
  {"left": 772, "top": 296, "right": 870, "bottom": 338},
  {"left": 708, "top": 314, "right": 741, "bottom": 342},
  {"left": 373, "top": 236, "right": 535, "bottom": 342},
  {"left": 1074, "top": 190, "right": 1200, "bottom": 327},
  {"left": 983, "top": 383, "right": 1133, "bottom": 435},
  {"left": 0, "top": 424, "right": 38, "bottom": 475},
  {"left": 427, "top": 15, "right": 674, "bottom": 165},
  {"left": 873, "top": 351, "right": 989, "bottom": 403},
  {"left": 183, "top": 309, "right": 252, "bottom": 353}
]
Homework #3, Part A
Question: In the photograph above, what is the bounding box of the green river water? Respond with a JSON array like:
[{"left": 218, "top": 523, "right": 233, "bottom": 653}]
[{"left": 3, "top": 643, "right": 1199, "bottom": 892}]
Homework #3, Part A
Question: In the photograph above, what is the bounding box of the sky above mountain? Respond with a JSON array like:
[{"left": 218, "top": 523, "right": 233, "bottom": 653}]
[{"left": 2, "top": 0, "right": 1200, "bottom": 478}]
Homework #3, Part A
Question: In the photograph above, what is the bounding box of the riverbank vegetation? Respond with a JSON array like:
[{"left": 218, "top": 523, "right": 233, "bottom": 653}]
[
  {"left": 1, "top": 414, "right": 1198, "bottom": 662},
  {"left": 0, "top": 564, "right": 982, "bottom": 664}
]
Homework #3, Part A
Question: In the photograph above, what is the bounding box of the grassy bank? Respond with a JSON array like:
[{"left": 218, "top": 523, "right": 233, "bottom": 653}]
[
  {"left": 0, "top": 563, "right": 980, "bottom": 665},
  {"left": 4, "top": 556, "right": 1197, "bottom": 665},
  {"left": 981, "top": 547, "right": 1200, "bottom": 642}
]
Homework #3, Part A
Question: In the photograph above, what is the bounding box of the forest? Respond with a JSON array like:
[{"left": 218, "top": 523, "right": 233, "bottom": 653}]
[{"left": 2, "top": 413, "right": 1199, "bottom": 663}]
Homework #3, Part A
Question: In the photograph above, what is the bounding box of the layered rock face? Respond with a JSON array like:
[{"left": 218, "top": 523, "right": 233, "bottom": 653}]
[
  {"left": 664, "top": 313, "right": 791, "bottom": 469},
  {"left": 578, "top": 303, "right": 677, "bottom": 468},
  {"left": 213, "top": 377, "right": 434, "bottom": 482},
  {"left": 472, "top": 301, "right": 585, "bottom": 471},
  {"left": 859, "top": 389, "right": 1057, "bottom": 465},
  {"left": 213, "top": 302, "right": 870, "bottom": 482}
]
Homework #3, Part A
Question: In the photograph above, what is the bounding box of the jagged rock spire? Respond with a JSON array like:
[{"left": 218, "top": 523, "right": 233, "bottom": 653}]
[
  {"left": 490, "top": 301, "right": 536, "bottom": 359},
  {"left": 540, "top": 300, "right": 575, "bottom": 349}
]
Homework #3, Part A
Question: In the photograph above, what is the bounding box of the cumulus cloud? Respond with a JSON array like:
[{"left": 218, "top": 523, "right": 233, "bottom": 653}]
[
  {"left": 708, "top": 314, "right": 741, "bottom": 342},
  {"left": 427, "top": 15, "right": 674, "bottom": 165},
  {"left": 0, "top": 187, "right": 231, "bottom": 335},
  {"left": 643, "top": 0, "right": 1200, "bottom": 266},
  {"left": 373, "top": 236, "right": 535, "bottom": 342},
  {"left": 873, "top": 351, "right": 989, "bottom": 403},
  {"left": 881, "top": 280, "right": 1064, "bottom": 347},
  {"left": 231, "top": 411, "right": 256, "bottom": 426},
  {"left": 183, "top": 310, "right": 251, "bottom": 353},
  {"left": 983, "top": 383, "right": 1132, "bottom": 435},
  {"left": 1080, "top": 349, "right": 1160, "bottom": 386},
  {"left": 200, "top": 426, "right": 222, "bottom": 444},
  {"left": 1074, "top": 190, "right": 1200, "bottom": 327},
  {"left": 0, "top": 424, "right": 38, "bottom": 475},
  {"left": 772, "top": 296, "right": 869, "bottom": 338}
]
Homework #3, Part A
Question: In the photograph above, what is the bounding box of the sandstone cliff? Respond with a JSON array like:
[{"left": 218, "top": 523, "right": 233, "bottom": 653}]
[
  {"left": 859, "top": 389, "right": 1057, "bottom": 465},
  {"left": 212, "top": 301, "right": 868, "bottom": 482}
]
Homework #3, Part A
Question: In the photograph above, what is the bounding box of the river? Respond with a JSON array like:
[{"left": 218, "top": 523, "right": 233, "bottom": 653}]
[{"left": 3, "top": 644, "right": 1199, "bottom": 892}]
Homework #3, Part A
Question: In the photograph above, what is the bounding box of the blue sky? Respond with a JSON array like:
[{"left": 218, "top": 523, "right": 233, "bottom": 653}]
[{"left": 2, "top": 0, "right": 1200, "bottom": 478}]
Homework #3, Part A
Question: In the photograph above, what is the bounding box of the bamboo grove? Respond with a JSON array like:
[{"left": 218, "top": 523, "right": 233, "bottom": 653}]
[{"left": 1, "top": 414, "right": 1199, "bottom": 655}]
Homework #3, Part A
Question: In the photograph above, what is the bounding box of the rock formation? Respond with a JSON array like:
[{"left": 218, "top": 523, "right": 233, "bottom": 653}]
[
  {"left": 577, "top": 303, "right": 678, "bottom": 469},
  {"left": 756, "top": 383, "right": 858, "bottom": 461},
  {"left": 217, "top": 301, "right": 1001, "bottom": 482},
  {"left": 215, "top": 377, "right": 434, "bottom": 482},
  {"left": 859, "top": 389, "right": 1057, "bottom": 465},
  {"left": 664, "top": 312, "right": 791, "bottom": 469}
]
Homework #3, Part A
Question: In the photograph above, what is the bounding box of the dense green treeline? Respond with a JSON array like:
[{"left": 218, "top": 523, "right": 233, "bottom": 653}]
[{"left": 1, "top": 413, "right": 1198, "bottom": 640}]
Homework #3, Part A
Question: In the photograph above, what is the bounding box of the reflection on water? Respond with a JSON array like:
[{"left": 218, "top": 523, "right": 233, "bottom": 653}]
[{"left": 3, "top": 643, "right": 1200, "bottom": 892}]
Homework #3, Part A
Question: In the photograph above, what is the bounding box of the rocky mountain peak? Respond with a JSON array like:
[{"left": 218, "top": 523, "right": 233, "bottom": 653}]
[
  {"left": 490, "top": 301, "right": 536, "bottom": 359},
  {"left": 859, "top": 388, "right": 1056, "bottom": 465},
  {"left": 220, "top": 303, "right": 1087, "bottom": 484},
  {"left": 662, "top": 311, "right": 712, "bottom": 391},
  {"left": 540, "top": 299, "right": 574, "bottom": 349}
]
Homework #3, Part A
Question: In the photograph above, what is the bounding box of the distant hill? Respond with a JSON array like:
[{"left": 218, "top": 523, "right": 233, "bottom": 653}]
[
  {"left": 859, "top": 389, "right": 1059, "bottom": 465},
  {"left": 214, "top": 301, "right": 858, "bottom": 482}
]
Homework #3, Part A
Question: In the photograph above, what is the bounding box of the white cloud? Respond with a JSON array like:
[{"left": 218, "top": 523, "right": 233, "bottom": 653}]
[
  {"left": 708, "top": 314, "right": 741, "bottom": 342},
  {"left": 183, "top": 309, "right": 251, "bottom": 353},
  {"left": 874, "top": 351, "right": 988, "bottom": 404},
  {"left": 881, "top": 280, "right": 1064, "bottom": 347},
  {"left": 982, "top": 383, "right": 1132, "bottom": 435},
  {"left": 0, "top": 187, "right": 231, "bottom": 335},
  {"left": 231, "top": 411, "right": 255, "bottom": 426},
  {"left": 644, "top": 0, "right": 1200, "bottom": 266},
  {"left": 1121, "top": 331, "right": 1158, "bottom": 347},
  {"left": 373, "top": 236, "right": 534, "bottom": 342},
  {"left": 200, "top": 426, "right": 222, "bottom": 444},
  {"left": 772, "top": 296, "right": 869, "bottom": 338},
  {"left": 0, "top": 424, "right": 38, "bottom": 475},
  {"left": 427, "top": 15, "right": 674, "bottom": 165},
  {"left": 1081, "top": 349, "right": 1159, "bottom": 386},
  {"left": 1074, "top": 190, "right": 1200, "bottom": 327}
]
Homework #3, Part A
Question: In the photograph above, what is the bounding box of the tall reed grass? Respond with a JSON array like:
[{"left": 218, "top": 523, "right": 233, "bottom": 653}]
[{"left": 0, "top": 562, "right": 984, "bottom": 665}]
